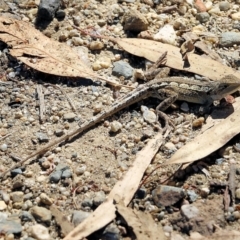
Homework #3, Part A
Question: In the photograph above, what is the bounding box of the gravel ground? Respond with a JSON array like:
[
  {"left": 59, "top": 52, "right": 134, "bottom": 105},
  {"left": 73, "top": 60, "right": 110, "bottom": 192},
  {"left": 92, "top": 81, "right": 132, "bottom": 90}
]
[{"left": 0, "top": 0, "right": 240, "bottom": 239}]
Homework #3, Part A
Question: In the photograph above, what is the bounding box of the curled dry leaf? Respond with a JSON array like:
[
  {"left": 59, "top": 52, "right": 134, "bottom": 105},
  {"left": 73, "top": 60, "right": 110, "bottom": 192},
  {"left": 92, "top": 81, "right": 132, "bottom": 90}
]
[
  {"left": 166, "top": 98, "right": 240, "bottom": 165},
  {"left": 0, "top": 17, "right": 123, "bottom": 88}
]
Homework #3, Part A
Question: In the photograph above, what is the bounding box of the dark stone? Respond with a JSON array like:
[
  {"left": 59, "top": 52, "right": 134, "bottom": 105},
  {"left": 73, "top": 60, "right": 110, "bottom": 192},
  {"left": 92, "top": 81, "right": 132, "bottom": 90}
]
[
  {"left": 49, "top": 171, "right": 62, "bottom": 183},
  {"left": 55, "top": 10, "right": 66, "bottom": 19},
  {"left": 11, "top": 168, "right": 22, "bottom": 177},
  {"left": 38, "top": 0, "right": 61, "bottom": 20},
  {"left": 55, "top": 129, "right": 64, "bottom": 137},
  {"left": 135, "top": 188, "right": 147, "bottom": 199},
  {"left": 61, "top": 168, "right": 72, "bottom": 179}
]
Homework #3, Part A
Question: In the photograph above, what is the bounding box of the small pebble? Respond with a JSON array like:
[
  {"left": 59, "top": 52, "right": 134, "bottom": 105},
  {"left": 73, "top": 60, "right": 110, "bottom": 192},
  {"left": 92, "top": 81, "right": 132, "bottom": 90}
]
[
  {"left": 40, "top": 193, "right": 53, "bottom": 205},
  {"left": 36, "top": 132, "right": 49, "bottom": 143},
  {"left": 154, "top": 24, "right": 176, "bottom": 45},
  {"left": 110, "top": 121, "right": 122, "bottom": 132},
  {"left": 164, "top": 142, "right": 177, "bottom": 151},
  {"left": 63, "top": 112, "right": 76, "bottom": 121},
  {"left": 93, "top": 103, "right": 103, "bottom": 114},
  {"left": 93, "top": 191, "right": 106, "bottom": 207},
  {"left": 200, "top": 187, "right": 210, "bottom": 198},
  {"left": 89, "top": 41, "right": 104, "bottom": 50},
  {"left": 187, "top": 190, "right": 198, "bottom": 202},
  {"left": 55, "top": 129, "right": 64, "bottom": 137},
  {"left": 0, "top": 201, "right": 7, "bottom": 210},
  {"left": 181, "top": 205, "right": 199, "bottom": 220},
  {"left": 0, "top": 219, "right": 22, "bottom": 234},
  {"left": 196, "top": 12, "right": 210, "bottom": 23},
  {"left": 30, "top": 224, "right": 51, "bottom": 240},
  {"left": 76, "top": 165, "right": 87, "bottom": 175},
  {"left": 0, "top": 143, "right": 8, "bottom": 151},
  {"left": 180, "top": 102, "right": 189, "bottom": 112},
  {"left": 233, "top": 211, "right": 240, "bottom": 220},
  {"left": 10, "top": 191, "right": 24, "bottom": 203},
  {"left": 219, "top": 1, "right": 230, "bottom": 11},
  {"left": 152, "top": 185, "right": 185, "bottom": 207},
  {"left": 72, "top": 37, "right": 84, "bottom": 46},
  {"left": 72, "top": 210, "right": 91, "bottom": 226},
  {"left": 142, "top": 107, "right": 156, "bottom": 123},
  {"left": 219, "top": 32, "right": 240, "bottom": 47},
  {"left": 112, "top": 60, "right": 133, "bottom": 79},
  {"left": 192, "top": 117, "right": 205, "bottom": 127},
  {"left": 11, "top": 168, "right": 22, "bottom": 177},
  {"left": 231, "top": 12, "right": 240, "bottom": 20},
  {"left": 235, "top": 188, "right": 240, "bottom": 200},
  {"left": 30, "top": 206, "right": 52, "bottom": 223}
]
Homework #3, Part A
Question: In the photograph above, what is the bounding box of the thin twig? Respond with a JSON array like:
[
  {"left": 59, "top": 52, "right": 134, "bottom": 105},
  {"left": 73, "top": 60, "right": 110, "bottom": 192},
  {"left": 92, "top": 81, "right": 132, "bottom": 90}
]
[
  {"left": 0, "top": 132, "right": 13, "bottom": 141},
  {"left": 223, "top": 186, "right": 230, "bottom": 212},
  {"left": 228, "top": 160, "right": 236, "bottom": 207},
  {"left": 36, "top": 84, "right": 46, "bottom": 123},
  {"left": 9, "top": 154, "right": 22, "bottom": 162}
]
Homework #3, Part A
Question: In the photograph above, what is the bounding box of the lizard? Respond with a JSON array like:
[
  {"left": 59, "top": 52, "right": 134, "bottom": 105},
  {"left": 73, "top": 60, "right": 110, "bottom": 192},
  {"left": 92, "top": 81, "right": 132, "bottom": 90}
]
[{"left": 1, "top": 74, "right": 240, "bottom": 179}]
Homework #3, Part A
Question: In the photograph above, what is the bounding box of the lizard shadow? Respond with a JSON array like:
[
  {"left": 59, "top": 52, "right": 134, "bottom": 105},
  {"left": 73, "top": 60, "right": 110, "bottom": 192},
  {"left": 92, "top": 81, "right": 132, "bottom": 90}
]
[{"left": 210, "top": 103, "right": 235, "bottom": 120}]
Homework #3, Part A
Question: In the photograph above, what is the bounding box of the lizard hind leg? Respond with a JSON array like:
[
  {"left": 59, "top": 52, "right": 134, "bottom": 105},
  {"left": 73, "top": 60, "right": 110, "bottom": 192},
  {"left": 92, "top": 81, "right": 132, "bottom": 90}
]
[{"left": 154, "top": 89, "right": 178, "bottom": 133}]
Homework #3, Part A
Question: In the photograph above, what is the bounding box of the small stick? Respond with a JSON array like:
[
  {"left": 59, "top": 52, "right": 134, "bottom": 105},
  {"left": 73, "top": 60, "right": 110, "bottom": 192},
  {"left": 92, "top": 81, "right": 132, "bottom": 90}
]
[
  {"left": 44, "top": 83, "right": 76, "bottom": 112},
  {"left": 223, "top": 186, "right": 230, "bottom": 212},
  {"left": 36, "top": 84, "right": 46, "bottom": 123},
  {"left": 0, "top": 132, "right": 13, "bottom": 141},
  {"left": 158, "top": 5, "right": 178, "bottom": 13},
  {"left": 9, "top": 154, "right": 22, "bottom": 162},
  {"left": 228, "top": 159, "right": 236, "bottom": 207}
]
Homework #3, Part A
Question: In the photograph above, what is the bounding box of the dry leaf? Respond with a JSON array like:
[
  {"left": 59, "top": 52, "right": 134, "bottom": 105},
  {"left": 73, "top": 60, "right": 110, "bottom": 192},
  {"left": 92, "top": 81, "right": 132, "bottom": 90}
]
[
  {"left": 116, "top": 203, "right": 166, "bottom": 240},
  {"left": 115, "top": 38, "right": 240, "bottom": 80},
  {"left": 166, "top": 98, "right": 240, "bottom": 165},
  {"left": 63, "top": 132, "right": 164, "bottom": 240},
  {"left": 0, "top": 17, "right": 123, "bottom": 87}
]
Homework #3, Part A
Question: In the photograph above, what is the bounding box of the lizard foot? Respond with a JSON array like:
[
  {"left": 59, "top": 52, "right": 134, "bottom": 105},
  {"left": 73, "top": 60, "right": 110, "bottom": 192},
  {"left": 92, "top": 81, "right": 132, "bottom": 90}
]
[{"left": 156, "top": 110, "right": 173, "bottom": 134}]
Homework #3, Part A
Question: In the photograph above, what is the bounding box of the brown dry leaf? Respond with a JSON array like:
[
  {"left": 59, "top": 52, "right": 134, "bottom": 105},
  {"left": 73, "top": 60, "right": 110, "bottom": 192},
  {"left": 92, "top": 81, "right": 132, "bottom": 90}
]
[
  {"left": 63, "top": 132, "right": 164, "bottom": 240},
  {"left": 166, "top": 98, "right": 240, "bottom": 165},
  {"left": 115, "top": 38, "right": 240, "bottom": 80},
  {"left": 50, "top": 205, "right": 74, "bottom": 236},
  {"left": 0, "top": 17, "right": 122, "bottom": 87},
  {"left": 116, "top": 203, "right": 166, "bottom": 240}
]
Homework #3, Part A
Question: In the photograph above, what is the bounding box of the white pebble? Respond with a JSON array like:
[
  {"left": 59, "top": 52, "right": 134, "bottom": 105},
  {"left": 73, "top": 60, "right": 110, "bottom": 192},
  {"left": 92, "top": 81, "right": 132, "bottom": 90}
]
[
  {"left": 30, "top": 224, "right": 50, "bottom": 240},
  {"left": 110, "top": 121, "right": 122, "bottom": 132},
  {"left": 0, "top": 143, "right": 7, "bottom": 151},
  {"left": 154, "top": 24, "right": 176, "bottom": 45}
]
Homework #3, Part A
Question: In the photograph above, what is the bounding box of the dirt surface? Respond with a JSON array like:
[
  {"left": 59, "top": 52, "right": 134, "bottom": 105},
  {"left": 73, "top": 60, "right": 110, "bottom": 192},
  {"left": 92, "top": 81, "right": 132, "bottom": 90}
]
[{"left": 0, "top": 0, "right": 240, "bottom": 240}]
